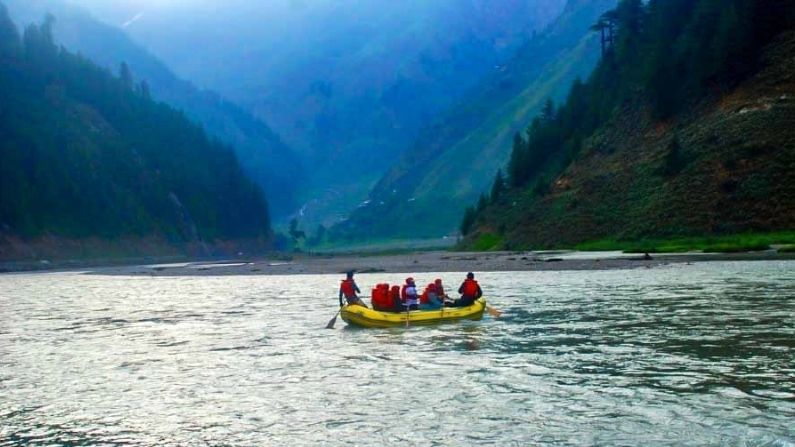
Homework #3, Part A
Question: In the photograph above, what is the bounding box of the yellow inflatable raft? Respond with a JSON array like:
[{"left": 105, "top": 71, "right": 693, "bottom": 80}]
[{"left": 340, "top": 298, "right": 487, "bottom": 328}]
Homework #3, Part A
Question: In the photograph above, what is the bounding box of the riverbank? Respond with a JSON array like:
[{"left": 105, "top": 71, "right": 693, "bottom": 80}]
[{"left": 73, "top": 249, "right": 795, "bottom": 277}]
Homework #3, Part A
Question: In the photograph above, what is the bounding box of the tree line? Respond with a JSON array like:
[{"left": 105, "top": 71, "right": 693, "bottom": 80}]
[
  {"left": 0, "top": 3, "right": 271, "bottom": 242},
  {"left": 462, "top": 0, "right": 795, "bottom": 235}
]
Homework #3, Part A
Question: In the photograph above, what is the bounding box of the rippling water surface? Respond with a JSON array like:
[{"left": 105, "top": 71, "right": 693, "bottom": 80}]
[{"left": 1, "top": 261, "right": 794, "bottom": 446}]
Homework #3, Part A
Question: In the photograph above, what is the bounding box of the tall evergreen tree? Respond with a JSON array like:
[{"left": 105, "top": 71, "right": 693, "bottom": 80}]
[
  {"left": 0, "top": 2, "right": 20, "bottom": 57},
  {"left": 490, "top": 169, "right": 506, "bottom": 203},
  {"left": 140, "top": 80, "right": 151, "bottom": 100},
  {"left": 120, "top": 62, "right": 133, "bottom": 90}
]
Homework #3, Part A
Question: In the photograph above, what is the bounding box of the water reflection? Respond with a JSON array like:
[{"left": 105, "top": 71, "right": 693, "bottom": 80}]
[{"left": 0, "top": 262, "right": 793, "bottom": 446}]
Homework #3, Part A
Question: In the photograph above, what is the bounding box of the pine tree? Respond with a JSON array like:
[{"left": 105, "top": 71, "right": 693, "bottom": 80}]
[
  {"left": 140, "top": 80, "right": 151, "bottom": 100},
  {"left": 120, "top": 62, "right": 133, "bottom": 90},
  {"left": 540, "top": 99, "right": 556, "bottom": 122},
  {"left": 476, "top": 194, "right": 488, "bottom": 214},
  {"left": 22, "top": 15, "right": 57, "bottom": 66},
  {"left": 507, "top": 132, "right": 527, "bottom": 187},
  {"left": 0, "top": 2, "right": 20, "bottom": 57},
  {"left": 490, "top": 169, "right": 506, "bottom": 203},
  {"left": 460, "top": 206, "right": 476, "bottom": 236}
]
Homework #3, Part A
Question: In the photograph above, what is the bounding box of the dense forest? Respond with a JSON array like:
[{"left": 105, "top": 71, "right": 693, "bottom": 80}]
[
  {"left": 0, "top": 3, "right": 271, "bottom": 258},
  {"left": 462, "top": 0, "right": 795, "bottom": 247},
  {"left": 5, "top": 0, "right": 303, "bottom": 217}
]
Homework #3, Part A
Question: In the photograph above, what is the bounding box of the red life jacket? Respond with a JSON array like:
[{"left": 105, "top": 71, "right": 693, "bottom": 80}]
[
  {"left": 341, "top": 279, "right": 356, "bottom": 298},
  {"left": 371, "top": 284, "right": 391, "bottom": 310},
  {"left": 462, "top": 279, "right": 479, "bottom": 297},
  {"left": 420, "top": 283, "right": 437, "bottom": 304}
]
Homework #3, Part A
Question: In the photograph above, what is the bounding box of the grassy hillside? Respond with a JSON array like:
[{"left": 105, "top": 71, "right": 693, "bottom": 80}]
[
  {"left": 461, "top": 1, "right": 795, "bottom": 250},
  {"left": 5, "top": 0, "right": 303, "bottom": 217},
  {"left": 0, "top": 6, "right": 272, "bottom": 261},
  {"left": 334, "top": 0, "right": 616, "bottom": 241}
]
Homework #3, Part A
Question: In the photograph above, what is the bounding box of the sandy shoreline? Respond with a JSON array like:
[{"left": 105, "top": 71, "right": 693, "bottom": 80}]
[{"left": 70, "top": 249, "right": 795, "bottom": 277}]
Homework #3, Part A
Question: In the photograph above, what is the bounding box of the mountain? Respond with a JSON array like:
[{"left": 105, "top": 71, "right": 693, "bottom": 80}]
[
  {"left": 335, "top": 0, "right": 617, "bottom": 241},
  {"left": 4, "top": 0, "right": 303, "bottom": 217},
  {"left": 68, "top": 0, "right": 570, "bottom": 226},
  {"left": 460, "top": 0, "right": 795, "bottom": 250},
  {"left": 0, "top": 5, "right": 272, "bottom": 261}
]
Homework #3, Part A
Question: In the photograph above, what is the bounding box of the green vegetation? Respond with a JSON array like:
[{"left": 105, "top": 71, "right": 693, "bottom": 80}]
[
  {"left": 576, "top": 232, "right": 795, "bottom": 253},
  {"left": 334, "top": 0, "right": 615, "bottom": 241},
  {"left": 0, "top": 5, "right": 271, "bottom": 252},
  {"left": 5, "top": 0, "right": 302, "bottom": 216},
  {"left": 503, "top": 0, "right": 794, "bottom": 194},
  {"left": 461, "top": 0, "right": 795, "bottom": 250},
  {"left": 472, "top": 233, "right": 503, "bottom": 252}
]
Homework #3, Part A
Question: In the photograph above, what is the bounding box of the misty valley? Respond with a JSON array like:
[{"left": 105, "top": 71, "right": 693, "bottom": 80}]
[{"left": 0, "top": 1, "right": 794, "bottom": 446}]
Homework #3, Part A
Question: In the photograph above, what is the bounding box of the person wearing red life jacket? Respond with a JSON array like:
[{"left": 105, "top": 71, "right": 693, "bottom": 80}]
[
  {"left": 400, "top": 277, "right": 420, "bottom": 310},
  {"left": 339, "top": 271, "right": 365, "bottom": 307},
  {"left": 389, "top": 285, "right": 402, "bottom": 312},
  {"left": 434, "top": 278, "right": 450, "bottom": 302},
  {"left": 419, "top": 282, "right": 443, "bottom": 310},
  {"left": 448, "top": 272, "right": 483, "bottom": 307}
]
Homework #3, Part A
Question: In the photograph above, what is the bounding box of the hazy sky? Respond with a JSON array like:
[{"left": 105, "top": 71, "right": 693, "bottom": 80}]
[{"left": 67, "top": 0, "right": 325, "bottom": 26}]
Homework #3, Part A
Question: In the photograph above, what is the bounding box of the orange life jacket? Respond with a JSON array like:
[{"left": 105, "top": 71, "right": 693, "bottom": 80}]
[
  {"left": 462, "top": 279, "right": 479, "bottom": 297},
  {"left": 341, "top": 279, "right": 356, "bottom": 298}
]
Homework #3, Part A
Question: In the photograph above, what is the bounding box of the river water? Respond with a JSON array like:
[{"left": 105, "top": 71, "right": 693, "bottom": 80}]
[{"left": 1, "top": 261, "right": 793, "bottom": 446}]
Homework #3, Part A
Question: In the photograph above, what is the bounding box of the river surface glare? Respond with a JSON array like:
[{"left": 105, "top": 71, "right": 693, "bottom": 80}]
[{"left": 1, "top": 261, "right": 793, "bottom": 446}]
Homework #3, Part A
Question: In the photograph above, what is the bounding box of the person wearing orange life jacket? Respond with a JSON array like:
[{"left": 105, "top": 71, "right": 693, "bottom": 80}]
[
  {"left": 400, "top": 277, "right": 420, "bottom": 310},
  {"left": 339, "top": 271, "right": 365, "bottom": 307},
  {"left": 448, "top": 272, "right": 483, "bottom": 308}
]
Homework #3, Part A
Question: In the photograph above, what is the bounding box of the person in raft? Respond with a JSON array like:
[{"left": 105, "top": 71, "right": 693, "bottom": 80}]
[
  {"left": 418, "top": 282, "right": 444, "bottom": 310},
  {"left": 401, "top": 277, "right": 420, "bottom": 310},
  {"left": 434, "top": 278, "right": 450, "bottom": 302},
  {"left": 339, "top": 271, "right": 366, "bottom": 307},
  {"left": 448, "top": 272, "right": 483, "bottom": 307}
]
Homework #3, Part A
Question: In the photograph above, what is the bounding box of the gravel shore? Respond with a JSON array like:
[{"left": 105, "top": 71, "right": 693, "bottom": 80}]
[{"left": 81, "top": 249, "right": 794, "bottom": 277}]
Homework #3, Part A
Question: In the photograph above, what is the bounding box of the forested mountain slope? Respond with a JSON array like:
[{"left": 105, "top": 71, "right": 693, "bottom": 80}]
[
  {"left": 74, "top": 0, "right": 568, "bottom": 226},
  {"left": 0, "top": 5, "right": 272, "bottom": 261},
  {"left": 335, "top": 0, "right": 616, "bottom": 241},
  {"left": 5, "top": 0, "right": 303, "bottom": 217},
  {"left": 461, "top": 0, "right": 795, "bottom": 250}
]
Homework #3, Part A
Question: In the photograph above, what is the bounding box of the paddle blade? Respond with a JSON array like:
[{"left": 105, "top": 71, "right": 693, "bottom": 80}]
[
  {"left": 326, "top": 311, "right": 340, "bottom": 329},
  {"left": 486, "top": 306, "right": 503, "bottom": 318}
]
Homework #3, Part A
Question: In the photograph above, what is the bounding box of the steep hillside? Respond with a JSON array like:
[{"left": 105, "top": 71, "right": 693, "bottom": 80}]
[
  {"left": 335, "top": 0, "right": 616, "bottom": 241},
  {"left": 73, "top": 0, "right": 569, "bottom": 226},
  {"left": 5, "top": 0, "right": 303, "bottom": 217},
  {"left": 462, "top": 0, "right": 795, "bottom": 250},
  {"left": 0, "top": 6, "right": 272, "bottom": 261}
]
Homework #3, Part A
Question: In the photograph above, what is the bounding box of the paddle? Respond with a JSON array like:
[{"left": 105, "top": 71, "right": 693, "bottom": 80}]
[
  {"left": 486, "top": 305, "right": 503, "bottom": 318},
  {"left": 326, "top": 308, "right": 342, "bottom": 329}
]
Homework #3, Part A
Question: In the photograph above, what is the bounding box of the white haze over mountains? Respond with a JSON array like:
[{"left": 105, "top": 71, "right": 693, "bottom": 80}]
[{"left": 63, "top": 0, "right": 568, "bottom": 227}]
